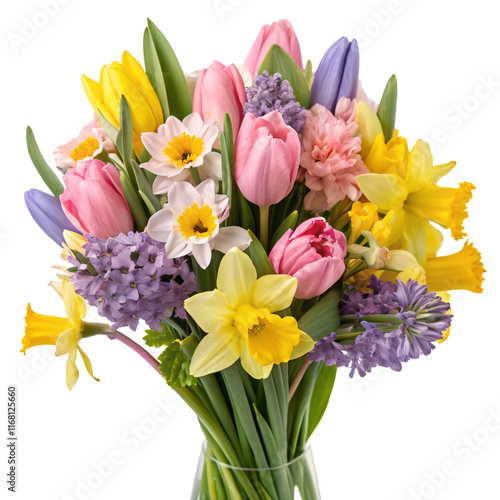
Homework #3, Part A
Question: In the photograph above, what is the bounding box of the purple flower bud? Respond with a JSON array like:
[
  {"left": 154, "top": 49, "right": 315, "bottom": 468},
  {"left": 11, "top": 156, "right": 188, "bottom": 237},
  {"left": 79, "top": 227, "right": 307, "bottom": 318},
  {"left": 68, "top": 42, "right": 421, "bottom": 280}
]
[
  {"left": 24, "top": 189, "right": 81, "bottom": 246},
  {"left": 310, "top": 37, "right": 359, "bottom": 112}
]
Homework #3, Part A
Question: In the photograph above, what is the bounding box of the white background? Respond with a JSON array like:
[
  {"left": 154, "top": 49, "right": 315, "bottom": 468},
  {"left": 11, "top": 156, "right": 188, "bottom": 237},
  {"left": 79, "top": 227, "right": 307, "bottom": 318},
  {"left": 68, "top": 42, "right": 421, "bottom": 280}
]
[{"left": 1, "top": 1, "right": 499, "bottom": 499}]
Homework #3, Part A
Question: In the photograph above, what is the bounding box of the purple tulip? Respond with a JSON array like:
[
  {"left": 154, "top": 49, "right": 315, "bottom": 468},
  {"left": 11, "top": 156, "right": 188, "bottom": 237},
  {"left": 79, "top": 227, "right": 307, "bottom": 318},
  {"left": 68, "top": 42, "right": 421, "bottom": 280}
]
[
  {"left": 24, "top": 189, "right": 81, "bottom": 246},
  {"left": 310, "top": 37, "right": 359, "bottom": 112}
]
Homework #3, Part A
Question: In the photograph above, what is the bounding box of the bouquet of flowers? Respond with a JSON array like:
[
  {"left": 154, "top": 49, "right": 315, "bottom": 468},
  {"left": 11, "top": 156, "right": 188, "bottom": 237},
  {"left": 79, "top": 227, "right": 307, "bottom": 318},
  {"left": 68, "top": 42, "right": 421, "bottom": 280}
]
[{"left": 22, "top": 18, "right": 485, "bottom": 499}]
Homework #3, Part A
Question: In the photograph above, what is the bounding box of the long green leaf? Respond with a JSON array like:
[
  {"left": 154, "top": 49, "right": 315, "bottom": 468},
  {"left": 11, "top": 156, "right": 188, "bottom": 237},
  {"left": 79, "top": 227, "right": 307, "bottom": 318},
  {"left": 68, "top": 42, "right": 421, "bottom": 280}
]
[
  {"left": 377, "top": 74, "right": 398, "bottom": 142},
  {"left": 143, "top": 27, "right": 169, "bottom": 120},
  {"left": 116, "top": 96, "right": 135, "bottom": 176},
  {"left": 118, "top": 168, "right": 148, "bottom": 231},
  {"left": 147, "top": 19, "right": 192, "bottom": 119},
  {"left": 96, "top": 110, "right": 118, "bottom": 145},
  {"left": 270, "top": 211, "right": 298, "bottom": 248},
  {"left": 244, "top": 231, "right": 275, "bottom": 277},
  {"left": 298, "top": 288, "right": 341, "bottom": 341},
  {"left": 259, "top": 45, "right": 310, "bottom": 108},
  {"left": 306, "top": 363, "right": 337, "bottom": 439},
  {"left": 26, "top": 127, "right": 64, "bottom": 197}
]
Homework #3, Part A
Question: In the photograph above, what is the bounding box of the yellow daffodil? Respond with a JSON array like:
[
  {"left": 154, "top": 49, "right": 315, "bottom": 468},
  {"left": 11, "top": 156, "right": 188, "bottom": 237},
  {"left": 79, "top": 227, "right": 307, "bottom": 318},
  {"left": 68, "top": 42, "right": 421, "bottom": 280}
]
[
  {"left": 424, "top": 241, "right": 485, "bottom": 293},
  {"left": 22, "top": 279, "right": 99, "bottom": 390},
  {"left": 184, "top": 248, "right": 314, "bottom": 379},
  {"left": 60, "top": 230, "right": 87, "bottom": 262},
  {"left": 363, "top": 131, "right": 409, "bottom": 177},
  {"left": 437, "top": 291, "right": 452, "bottom": 344},
  {"left": 356, "top": 139, "right": 475, "bottom": 264},
  {"left": 348, "top": 201, "right": 394, "bottom": 246},
  {"left": 82, "top": 51, "right": 163, "bottom": 156}
]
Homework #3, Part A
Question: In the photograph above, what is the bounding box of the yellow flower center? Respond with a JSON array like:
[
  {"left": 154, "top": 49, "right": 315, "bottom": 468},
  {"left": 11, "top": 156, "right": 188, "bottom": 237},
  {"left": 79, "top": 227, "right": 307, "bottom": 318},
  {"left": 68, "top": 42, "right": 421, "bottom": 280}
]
[
  {"left": 233, "top": 304, "right": 301, "bottom": 366},
  {"left": 70, "top": 136, "right": 100, "bottom": 162},
  {"left": 177, "top": 203, "right": 217, "bottom": 239},
  {"left": 163, "top": 133, "right": 204, "bottom": 168}
]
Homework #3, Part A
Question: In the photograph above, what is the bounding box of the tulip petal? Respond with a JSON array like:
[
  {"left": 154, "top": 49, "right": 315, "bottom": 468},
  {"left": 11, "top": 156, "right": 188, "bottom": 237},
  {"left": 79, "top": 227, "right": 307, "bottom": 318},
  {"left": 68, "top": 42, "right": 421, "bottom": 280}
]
[
  {"left": 190, "top": 327, "right": 241, "bottom": 377},
  {"left": 213, "top": 227, "right": 252, "bottom": 254},
  {"left": 217, "top": 248, "right": 256, "bottom": 310},
  {"left": 251, "top": 274, "right": 297, "bottom": 312},
  {"left": 184, "top": 290, "right": 235, "bottom": 334},
  {"left": 240, "top": 342, "right": 273, "bottom": 379},
  {"left": 356, "top": 173, "right": 407, "bottom": 211}
]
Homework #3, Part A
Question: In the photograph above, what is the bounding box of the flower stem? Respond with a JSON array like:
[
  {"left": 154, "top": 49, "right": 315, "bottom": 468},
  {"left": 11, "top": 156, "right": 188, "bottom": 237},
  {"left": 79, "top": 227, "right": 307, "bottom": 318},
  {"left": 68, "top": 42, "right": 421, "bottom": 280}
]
[
  {"left": 190, "top": 166, "right": 201, "bottom": 186},
  {"left": 107, "top": 330, "right": 162, "bottom": 377},
  {"left": 289, "top": 358, "right": 312, "bottom": 402},
  {"left": 259, "top": 206, "right": 270, "bottom": 251}
]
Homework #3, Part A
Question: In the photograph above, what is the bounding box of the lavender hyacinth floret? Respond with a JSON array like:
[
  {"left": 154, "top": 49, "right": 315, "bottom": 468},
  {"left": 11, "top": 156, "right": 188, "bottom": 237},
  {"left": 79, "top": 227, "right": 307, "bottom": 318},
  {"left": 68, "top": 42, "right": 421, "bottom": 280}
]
[
  {"left": 309, "top": 278, "right": 452, "bottom": 377},
  {"left": 244, "top": 71, "right": 306, "bottom": 132},
  {"left": 70, "top": 232, "right": 197, "bottom": 331}
]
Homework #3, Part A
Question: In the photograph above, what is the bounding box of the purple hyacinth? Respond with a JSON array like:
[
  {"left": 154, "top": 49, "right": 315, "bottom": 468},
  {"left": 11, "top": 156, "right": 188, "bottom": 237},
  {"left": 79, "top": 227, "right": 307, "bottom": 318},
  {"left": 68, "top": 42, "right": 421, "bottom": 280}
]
[
  {"left": 70, "top": 232, "right": 197, "bottom": 331},
  {"left": 309, "top": 278, "right": 452, "bottom": 377},
  {"left": 244, "top": 71, "right": 306, "bottom": 132}
]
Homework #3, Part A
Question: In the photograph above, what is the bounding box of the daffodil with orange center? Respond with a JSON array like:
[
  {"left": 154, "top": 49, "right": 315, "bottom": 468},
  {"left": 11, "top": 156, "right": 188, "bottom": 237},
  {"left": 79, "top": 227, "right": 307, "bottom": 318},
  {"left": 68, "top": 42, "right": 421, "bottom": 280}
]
[{"left": 184, "top": 248, "right": 314, "bottom": 379}]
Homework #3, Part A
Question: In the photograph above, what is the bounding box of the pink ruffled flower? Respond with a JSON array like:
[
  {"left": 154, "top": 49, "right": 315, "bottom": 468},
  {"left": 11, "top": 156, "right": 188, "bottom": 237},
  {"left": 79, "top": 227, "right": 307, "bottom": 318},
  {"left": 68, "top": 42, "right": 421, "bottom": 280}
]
[
  {"left": 300, "top": 104, "right": 368, "bottom": 213},
  {"left": 53, "top": 117, "right": 115, "bottom": 170},
  {"left": 269, "top": 217, "right": 346, "bottom": 299}
]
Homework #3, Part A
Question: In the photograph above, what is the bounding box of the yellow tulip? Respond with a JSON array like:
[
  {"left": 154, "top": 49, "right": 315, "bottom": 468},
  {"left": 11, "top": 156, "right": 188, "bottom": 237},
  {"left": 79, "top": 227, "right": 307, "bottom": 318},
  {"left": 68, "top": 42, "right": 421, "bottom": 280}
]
[
  {"left": 184, "top": 248, "right": 314, "bottom": 379},
  {"left": 22, "top": 279, "right": 100, "bottom": 390},
  {"left": 356, "top": 139, "right": 475, "bottom": 264},
  {"left": 355, "top": 102, "right": 383, "bottom": 158},
  {"left": 82, "top": 51, "right": 163, "bottom": 156}
]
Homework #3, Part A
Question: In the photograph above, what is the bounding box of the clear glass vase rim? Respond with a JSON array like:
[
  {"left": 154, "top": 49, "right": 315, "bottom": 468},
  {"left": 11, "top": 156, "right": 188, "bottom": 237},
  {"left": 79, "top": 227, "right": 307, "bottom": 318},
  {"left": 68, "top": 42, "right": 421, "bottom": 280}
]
[{"left": 201, "top": 441, "right": 313, "bottom": 472}]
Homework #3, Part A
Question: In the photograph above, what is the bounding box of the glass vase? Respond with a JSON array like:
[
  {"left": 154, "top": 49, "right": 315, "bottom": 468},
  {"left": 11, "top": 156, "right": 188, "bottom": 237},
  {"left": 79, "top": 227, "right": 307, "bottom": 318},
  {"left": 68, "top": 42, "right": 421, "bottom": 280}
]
[{"left": 190, "top": 441, "right": 321, "bottom": 500}]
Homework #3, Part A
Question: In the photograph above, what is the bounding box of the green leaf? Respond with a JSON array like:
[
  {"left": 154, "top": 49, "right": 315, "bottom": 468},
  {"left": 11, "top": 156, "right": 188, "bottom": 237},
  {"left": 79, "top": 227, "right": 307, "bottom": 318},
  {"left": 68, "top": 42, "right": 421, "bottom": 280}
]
[
  {"left": 270, "top": 210, "right": 298, "bottom": 248},
  {"left": 259, "top": 44, "right": 310, "bottom": 108},
  {"left": 298, "top": 288, "right": 341, "bottom": 341},
  {"left": 377, "top": 75, "right": 398, "bottom": 142},
  {"left": 118, "top": 168, "right": 148, "bottom": 231},
  {"left": 304, "top": 59, "right": 314, "bottom": 89},
  {"left": 158, "top": 340, "right": 197, "bottom": 387},
  {"left": 307, "top": 363, "right": 337, "bottom": 439},
  {"left": 244, "top": 231, "right": 275, "bottom": 277},
  {"left": 96, "top": 110, "right": 118, "bottom": 145},
  {"left": 143, "top": 27, "right": 169, "bottom": 120},
  {"left": 237, "top": 187, "right": 255, "bottom": 232},
  {"left": 147, "top": 19, "right": 192, "bottom": 119},
  {"left": 26, "top": 127, "right": 64, "bottom": 197},
  {"left": 130, "top": 159, "right": 162, "bottom": 213},
  {"left": 116, "top": 96, "right": 135, "bottom": 175},
  {"left": 143, "top": 322, "right": 178, "bottom": 348}
]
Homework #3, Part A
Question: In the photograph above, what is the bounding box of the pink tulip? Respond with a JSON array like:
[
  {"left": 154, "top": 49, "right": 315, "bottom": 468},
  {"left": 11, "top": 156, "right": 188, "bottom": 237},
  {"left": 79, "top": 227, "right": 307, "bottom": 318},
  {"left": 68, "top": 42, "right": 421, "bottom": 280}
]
[
  {"left": 243, "top": 20, "right": 303, "bottom": 78},
  {"left": 193, "top": 61, "right": 246, "bottom": 141},
  {"left": 60, "top": 159, "right": 134, "bottom": 239},
  {"left": 235, "top": 111, "right": 301, "bottom": 207},
  {"left": 269, "top": 217, "right": 347, "bottom": 299}
]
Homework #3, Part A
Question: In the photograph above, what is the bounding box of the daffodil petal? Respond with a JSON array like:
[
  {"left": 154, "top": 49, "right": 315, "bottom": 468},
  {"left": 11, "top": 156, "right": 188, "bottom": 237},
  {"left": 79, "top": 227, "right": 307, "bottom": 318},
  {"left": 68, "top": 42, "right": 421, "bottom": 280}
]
[
  {"left": 191, "top": 242, "right": 213, "bottom": 269},
  {"left": 55, "top": 328, "right": 81, "bottom": 356},
  {"left": 356, "top": 173, "right": 407, "bottom": 211},
  {"left": 289, "top": 332, "right": 315, "bottom": 360},
  {"left": 425, "top": 222, "right": 444, "bottom": 256},
  {"left": 184, "top": 290, "right": 234, "bottom": 334},
  {"left": 216, "top": 248, "right": 256, "bottom": 309},
  {"left": 66, "top": 349, "right": 79, "bottom": 391},
  {"left": 240, "top": 342, "right": 273, "bottom": 379},
  {"left": 77, "top": 346, "right": 100, "bottom": 382},
  {"left": 251, "top": 275, "right": 298, "bottom": 312},
  {"left": 213, "top": 227, "right": 252, "bottom": 254},
  {"left": 401, "top": 211, "right": 427, "bottom": 265},
  {"left": 61, "top": 279, "right": 86, "bottom": 325},
  {"left": 406, "top": 140, "right": 433, "bottom": 193},
  {"left": 189, "top": 327, "right": 241, "bottom": 377}
]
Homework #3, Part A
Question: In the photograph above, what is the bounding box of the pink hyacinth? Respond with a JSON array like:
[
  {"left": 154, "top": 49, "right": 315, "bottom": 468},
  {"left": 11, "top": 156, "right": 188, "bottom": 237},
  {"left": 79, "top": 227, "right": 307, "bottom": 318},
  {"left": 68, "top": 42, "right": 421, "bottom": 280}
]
[
  {"left": 269, "top": 217, "right": 346, "bottom": 299},
  {"left": 300, "top": 104, "right": 368, "bottom": 213}
]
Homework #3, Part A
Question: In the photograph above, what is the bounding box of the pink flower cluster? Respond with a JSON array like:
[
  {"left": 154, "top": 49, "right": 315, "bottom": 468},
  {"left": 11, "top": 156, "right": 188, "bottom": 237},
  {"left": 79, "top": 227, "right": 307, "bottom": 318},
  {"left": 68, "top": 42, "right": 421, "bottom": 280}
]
[{"left": 300, "top": 103, "right": 368, "bottom": 213}]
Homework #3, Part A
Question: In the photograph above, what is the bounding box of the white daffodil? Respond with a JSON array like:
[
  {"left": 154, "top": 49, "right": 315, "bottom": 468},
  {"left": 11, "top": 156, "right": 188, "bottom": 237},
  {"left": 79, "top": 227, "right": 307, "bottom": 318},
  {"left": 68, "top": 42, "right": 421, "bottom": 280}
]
[
  {"left": 146, "top": 179, "right": 251, "bottom": 269},
  {"left": 141, "top": 113, "right": 222, "bottom": 195}
]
